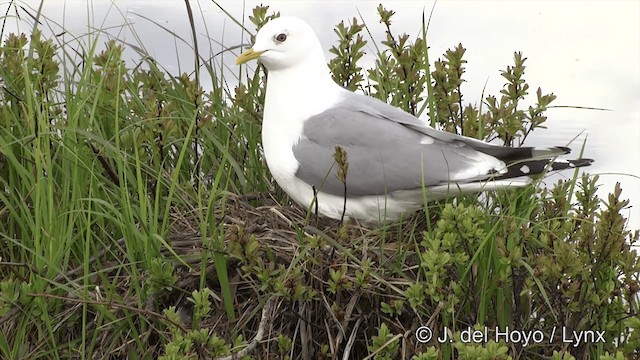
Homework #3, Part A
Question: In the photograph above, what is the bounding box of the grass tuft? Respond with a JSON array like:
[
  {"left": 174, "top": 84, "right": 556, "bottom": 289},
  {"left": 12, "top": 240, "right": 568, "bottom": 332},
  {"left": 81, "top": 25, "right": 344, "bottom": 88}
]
[{"left": 0, "top": 3, "right": 638, "bottom": 359}]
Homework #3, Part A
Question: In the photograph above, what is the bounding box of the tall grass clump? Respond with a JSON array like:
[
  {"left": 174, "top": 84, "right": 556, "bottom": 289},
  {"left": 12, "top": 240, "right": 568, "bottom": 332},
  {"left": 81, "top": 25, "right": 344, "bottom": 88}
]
[{"left": 0, "top": 3, "right": 638, "bottom": 359}]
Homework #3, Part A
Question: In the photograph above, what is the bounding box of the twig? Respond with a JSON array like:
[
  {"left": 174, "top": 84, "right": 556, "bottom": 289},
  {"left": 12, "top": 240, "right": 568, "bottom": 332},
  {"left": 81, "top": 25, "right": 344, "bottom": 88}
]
[
  {"left": 342, "top": 317, "right": 363, "bottom": 360},
  {"left": 86, "top": 140, "right": 120, "bottom": 186},
  {"left": 312, "top": 185, "right": 319, "bottom": 224},
  {"left": 341, "top": 181, "right": 347, "bottom": 225},
  {"left": 333, "top": 146, "right": 349, "bottom": 225},
  {"left": 362, "top": 334, "right": 403, "bottom": 360},
  {"left": 53, "top": 237, "right": 127, "bottom": 283},
  {"left": 0, "top": 307, "right": 21, "bottom": 327},
  {"left": 238, "top": 192, "right": 270, "bottom": 202},
  {"left": 211, "top": 295, "right": 277, "bottom": 360},
  {"left": 298, "top": 300, "right": 311, "bottom": 360},
  {"left": 334, "top": 291, "right": 361, "bottom": 351},
  {"left": 27, "top": 292, "right": 189, "bottom": 333}
]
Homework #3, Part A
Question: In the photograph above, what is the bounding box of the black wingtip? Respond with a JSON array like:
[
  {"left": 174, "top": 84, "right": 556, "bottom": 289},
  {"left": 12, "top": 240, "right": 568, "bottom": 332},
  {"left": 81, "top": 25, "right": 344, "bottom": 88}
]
[
  {"left": 549, "top": 158, "right": 594, "bottom": 171},
  {"left": 569, "top": 158, "right": 594, "bottom": 167},
  {"left": 495, "top": 157, "right": 595, "bottom": 180},
  {"left": 556, "top": 146, "right": 571, "bottom": 154}
]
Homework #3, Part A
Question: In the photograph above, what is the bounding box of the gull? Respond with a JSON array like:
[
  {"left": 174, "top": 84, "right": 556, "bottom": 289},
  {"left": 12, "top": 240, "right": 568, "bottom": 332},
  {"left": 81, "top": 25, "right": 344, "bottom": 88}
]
[{"left": 236, "top": 16, "right": 593, "bottom": 222}]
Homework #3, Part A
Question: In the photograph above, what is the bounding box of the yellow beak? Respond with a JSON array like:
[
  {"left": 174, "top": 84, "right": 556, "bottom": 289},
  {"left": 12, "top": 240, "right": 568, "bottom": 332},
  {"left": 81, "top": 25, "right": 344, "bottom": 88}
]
[{"left": 236, "top": 48, "right": 266, "bottom": 65}]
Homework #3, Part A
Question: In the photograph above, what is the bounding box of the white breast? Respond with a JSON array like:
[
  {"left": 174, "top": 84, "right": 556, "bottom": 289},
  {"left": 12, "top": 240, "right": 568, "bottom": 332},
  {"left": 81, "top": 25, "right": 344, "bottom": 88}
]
[{"left": 261, "top": 71, "right": 343, "bottom": 195}]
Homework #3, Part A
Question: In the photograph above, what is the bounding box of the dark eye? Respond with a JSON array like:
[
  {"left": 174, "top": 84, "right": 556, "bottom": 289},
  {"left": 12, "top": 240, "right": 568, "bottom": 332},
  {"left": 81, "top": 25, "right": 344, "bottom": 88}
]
[{"left": 275, "top": 33, "right": 287, "bottom": 42}]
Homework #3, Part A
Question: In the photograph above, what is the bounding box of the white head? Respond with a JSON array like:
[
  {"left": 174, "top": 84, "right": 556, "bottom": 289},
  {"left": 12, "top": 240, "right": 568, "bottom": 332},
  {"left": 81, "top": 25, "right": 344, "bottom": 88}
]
[{"left": 236, "top": 16, "right": 325, "bottom": 71}]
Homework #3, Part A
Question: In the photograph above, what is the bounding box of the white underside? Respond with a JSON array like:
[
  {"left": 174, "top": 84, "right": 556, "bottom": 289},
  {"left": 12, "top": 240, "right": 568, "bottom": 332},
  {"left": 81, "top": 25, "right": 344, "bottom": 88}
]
[{"left": 277, "top": 174, "right": 531, "bottom": 222}]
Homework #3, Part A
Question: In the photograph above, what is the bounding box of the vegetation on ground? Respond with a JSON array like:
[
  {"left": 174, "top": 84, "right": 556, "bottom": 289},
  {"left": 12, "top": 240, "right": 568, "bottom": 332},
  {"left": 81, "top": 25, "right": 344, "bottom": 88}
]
[{"left": 0, "top": 3, "right": 638, "bottom": 359}]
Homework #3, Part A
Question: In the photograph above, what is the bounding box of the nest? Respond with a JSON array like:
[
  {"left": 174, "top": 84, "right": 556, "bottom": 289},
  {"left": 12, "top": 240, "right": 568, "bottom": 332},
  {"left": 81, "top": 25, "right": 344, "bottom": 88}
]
[{"left": 154, "top": 192, "right": 433, "bottom": 358}]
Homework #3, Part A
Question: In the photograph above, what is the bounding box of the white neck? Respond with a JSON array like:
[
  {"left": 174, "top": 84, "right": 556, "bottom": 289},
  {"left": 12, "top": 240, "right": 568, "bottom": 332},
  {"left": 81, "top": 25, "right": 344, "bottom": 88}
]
[{"left": 264, "top": 58, "right": 342, "bottom": 120}]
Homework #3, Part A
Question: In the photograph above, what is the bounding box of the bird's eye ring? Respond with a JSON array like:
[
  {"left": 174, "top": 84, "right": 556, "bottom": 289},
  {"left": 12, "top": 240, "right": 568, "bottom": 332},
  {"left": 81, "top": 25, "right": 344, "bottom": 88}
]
[{"left": 275, "top": 33, "right": 287, "bottom": 42}]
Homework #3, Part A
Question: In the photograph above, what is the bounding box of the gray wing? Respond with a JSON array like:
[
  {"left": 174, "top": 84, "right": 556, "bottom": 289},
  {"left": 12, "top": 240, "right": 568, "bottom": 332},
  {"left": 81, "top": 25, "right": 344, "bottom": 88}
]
[
  {"left": 347, "top": 93, "right": 571, "bottom": 161},
  {"left": 292, "top": 94, "right": 507, "bottom": 197}
]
